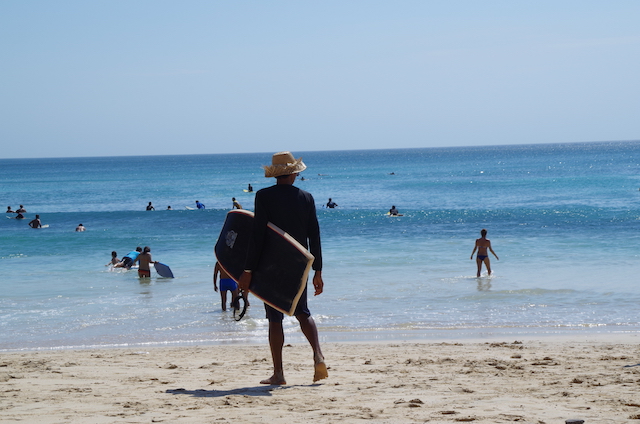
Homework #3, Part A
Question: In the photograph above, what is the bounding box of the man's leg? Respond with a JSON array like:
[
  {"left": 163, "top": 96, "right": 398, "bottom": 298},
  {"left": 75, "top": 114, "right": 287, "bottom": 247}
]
[
  {"left": 297, "top": 314, "right": 328, "bottom": 382},
  {"left": 260, "top": 322, "right": 286, "bottom": 385}
]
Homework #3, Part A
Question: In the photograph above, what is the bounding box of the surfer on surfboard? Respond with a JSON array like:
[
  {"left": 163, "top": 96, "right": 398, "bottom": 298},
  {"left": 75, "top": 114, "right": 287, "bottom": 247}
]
[
  {"left": 389, "top": 205, "right": 403, "bottom": 216},
  {"left": 28, "top": 215, "right": 42, "bottom": 229},
  {"left": 238, "top": 151, "right": 328, "bottom": 385}
]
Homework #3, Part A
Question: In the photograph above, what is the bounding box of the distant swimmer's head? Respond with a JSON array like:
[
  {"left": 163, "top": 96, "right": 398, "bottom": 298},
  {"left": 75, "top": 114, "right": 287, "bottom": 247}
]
[
  {"left": 263, "top": 151, "right": 307, "bottom": 178},
  {"left": 111, "top": 251, "right": 117, "bottom": 257},
  {"left": 136, "top": 246, "right": 143, "bottom": 252},
  {"left": 481, "top": 229, "right": 487, "bottom": 237},
  {"left": 143, "top": 246, "right": 151, "bottom": 253}
]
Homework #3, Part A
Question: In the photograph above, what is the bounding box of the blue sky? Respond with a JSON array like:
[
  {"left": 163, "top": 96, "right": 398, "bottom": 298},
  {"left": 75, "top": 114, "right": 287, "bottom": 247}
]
[{"left": 2, "top": 1, "right": 639, "bottom": 158}]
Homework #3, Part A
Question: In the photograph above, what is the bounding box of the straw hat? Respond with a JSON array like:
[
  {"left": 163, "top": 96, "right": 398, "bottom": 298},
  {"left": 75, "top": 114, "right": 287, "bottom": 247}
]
[{"left": 263, "top": 151, "right": 307, "bottom": 178}]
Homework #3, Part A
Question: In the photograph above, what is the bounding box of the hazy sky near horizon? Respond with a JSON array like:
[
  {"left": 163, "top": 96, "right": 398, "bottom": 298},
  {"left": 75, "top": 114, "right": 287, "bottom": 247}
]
[{"left": 2, "top": 1, "right": 639, "bottom": 159}]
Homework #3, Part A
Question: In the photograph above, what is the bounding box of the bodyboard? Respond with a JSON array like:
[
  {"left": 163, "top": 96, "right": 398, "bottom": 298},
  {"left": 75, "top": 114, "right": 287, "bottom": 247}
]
[
  {"left": 214, "top": 209, "right": 314, "bottom": 316},
  {"left": 155, "top": 262, "right": 174, "bottom": 278}
]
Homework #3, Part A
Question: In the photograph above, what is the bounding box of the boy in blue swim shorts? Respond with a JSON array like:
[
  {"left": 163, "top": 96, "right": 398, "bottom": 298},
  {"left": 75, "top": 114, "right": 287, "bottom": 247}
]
[{"left": 213, "top": 262, "right": 240, "bottom": 311}]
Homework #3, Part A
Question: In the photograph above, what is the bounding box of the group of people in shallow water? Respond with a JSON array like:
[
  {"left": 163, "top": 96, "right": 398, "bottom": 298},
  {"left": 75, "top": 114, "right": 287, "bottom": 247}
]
[{"left": 107, "top": 246, "right": 160, "bottom": 278}]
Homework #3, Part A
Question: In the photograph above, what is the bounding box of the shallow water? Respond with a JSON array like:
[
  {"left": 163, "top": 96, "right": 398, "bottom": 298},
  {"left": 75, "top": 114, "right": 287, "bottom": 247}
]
[{"left": 2, "top": 141, "right": 640, "bottom": 351}]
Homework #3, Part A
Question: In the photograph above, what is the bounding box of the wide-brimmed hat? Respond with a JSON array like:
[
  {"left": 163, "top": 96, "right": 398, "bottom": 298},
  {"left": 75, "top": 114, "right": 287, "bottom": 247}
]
[{"left": 263, "top": 151, "right": 307, "bottom": 178}]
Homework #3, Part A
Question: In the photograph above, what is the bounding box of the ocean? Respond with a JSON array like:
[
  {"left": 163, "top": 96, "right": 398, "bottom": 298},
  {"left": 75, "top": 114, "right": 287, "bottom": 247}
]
[{"left": 2, "top": 141, "right": 640, "bottom": 351}]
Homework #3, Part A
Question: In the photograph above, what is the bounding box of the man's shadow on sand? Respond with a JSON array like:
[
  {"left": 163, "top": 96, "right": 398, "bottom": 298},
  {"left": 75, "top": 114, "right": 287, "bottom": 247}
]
[{"left": 166, "top": 384, "right": 321, "bottom": 398}]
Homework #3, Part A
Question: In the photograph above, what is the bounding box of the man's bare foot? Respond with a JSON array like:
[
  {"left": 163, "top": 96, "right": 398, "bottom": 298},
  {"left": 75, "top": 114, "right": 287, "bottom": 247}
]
[
  {"left": 260, "top": 374, "right": 286, "bottom": 385},
  {"left": 313, "top": 358, "right": 328, "bottom": 382}
]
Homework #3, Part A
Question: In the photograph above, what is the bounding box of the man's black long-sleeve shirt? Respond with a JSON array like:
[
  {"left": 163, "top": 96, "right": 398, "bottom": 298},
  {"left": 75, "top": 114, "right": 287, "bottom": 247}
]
[{"left": 244, "top": 184, "right": 322, "bottom": 272}]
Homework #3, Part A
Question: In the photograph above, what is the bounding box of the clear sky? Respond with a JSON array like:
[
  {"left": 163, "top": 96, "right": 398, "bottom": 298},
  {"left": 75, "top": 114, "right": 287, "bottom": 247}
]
[{"left": 2, "top": 1, "right": 639, "bottom": 158}]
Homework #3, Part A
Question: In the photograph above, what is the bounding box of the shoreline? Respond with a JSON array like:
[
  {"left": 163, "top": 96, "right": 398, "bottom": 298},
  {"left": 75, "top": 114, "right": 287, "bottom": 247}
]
[
  {"left": 4, "top": 327, "right": 639, "bottom": 354},
  {"left": 2, "top": 338, "right": 639, "bottom": 423}
]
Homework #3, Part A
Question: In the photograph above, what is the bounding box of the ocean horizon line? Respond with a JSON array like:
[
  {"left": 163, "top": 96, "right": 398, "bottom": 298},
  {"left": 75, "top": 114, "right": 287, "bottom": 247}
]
[{"left": 3, "top": 138, "right": 639, "bottom": 161}]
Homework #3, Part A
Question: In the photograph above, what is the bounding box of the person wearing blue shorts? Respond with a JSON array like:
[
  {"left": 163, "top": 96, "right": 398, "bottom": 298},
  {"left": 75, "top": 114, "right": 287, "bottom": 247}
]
[{"left": 213, "top": 262, "right": 239, "bottom": 311}]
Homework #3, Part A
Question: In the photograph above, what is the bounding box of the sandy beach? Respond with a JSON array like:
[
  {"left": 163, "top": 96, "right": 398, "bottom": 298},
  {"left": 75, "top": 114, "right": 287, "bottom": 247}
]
[{"left": 2, "top": 336, "right": 639, "bottom": 423}]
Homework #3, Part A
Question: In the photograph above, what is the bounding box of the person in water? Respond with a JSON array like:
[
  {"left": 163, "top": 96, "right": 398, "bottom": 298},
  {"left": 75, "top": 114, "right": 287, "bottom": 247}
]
[
  {"left": 166, "top": 206, "right": 172, "bottom": 210},
  {"left": 389, "top": 205, "right": 399, "bottom": 216},
  {"left": 239, "top": 151, "right": 327, "bottom": 385},
  {"left": 195, "top": 200, "right": 205, "bottom": 209},
  {"left": 75, "top": 223, "right": 86, "bottom": 232},
  {"left": 28, "top": 215, "right": 42, "bottom": 228},
  {"left": 115, "top": 247, "right": 142, "bottom": 269},
  {"left": 247, "top": 184, "right": 253, "bottom": 192},
  {"left": 16, "top": 205, "right": 26, "bottom": 213},
  {"left": 326, "top": 198, "right": 338, "bottom": 208},
  {"left": 232, "top": 197, "right": 242, "bottom": 209},
  {"left": 6, "top": 206, "right": 15, "bottom": 213},
  {"left": 106, "top": 251, "right": 119, "bottom": 266},
  {"left": 134, "top": 246, "right": 157, "bottom": 278},
  {"left": 213, "top": 262, "right": 240, "bottom": 311},
  {"left": 146, "top": 202, "right": 155, "bottom": 211},
  {"left": 470, "top": 228, "right": 499, "bottom": 277}
]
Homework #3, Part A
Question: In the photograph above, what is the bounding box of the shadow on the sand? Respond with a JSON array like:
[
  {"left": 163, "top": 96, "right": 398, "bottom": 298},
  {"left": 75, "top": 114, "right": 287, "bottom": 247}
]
[{"left": 166, "top": 384, "right": 321, "bottom": 398}]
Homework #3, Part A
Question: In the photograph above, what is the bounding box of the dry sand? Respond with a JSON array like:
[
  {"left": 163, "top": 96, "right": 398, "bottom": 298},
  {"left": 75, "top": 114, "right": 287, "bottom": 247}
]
[{"left": 2, "top": 337, "right": 640, "bottom": 423}]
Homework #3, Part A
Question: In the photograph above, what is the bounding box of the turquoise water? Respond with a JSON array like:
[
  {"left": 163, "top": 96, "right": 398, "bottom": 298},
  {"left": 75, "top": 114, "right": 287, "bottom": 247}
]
[{"left": 2, "top": 142, "right": 640, "bottom": 351}]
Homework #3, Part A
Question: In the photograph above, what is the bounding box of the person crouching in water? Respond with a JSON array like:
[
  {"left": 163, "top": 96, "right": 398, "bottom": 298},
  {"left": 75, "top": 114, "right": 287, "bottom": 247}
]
[{"left": 134, "top": 246, "right": 157, "bottom": 278}]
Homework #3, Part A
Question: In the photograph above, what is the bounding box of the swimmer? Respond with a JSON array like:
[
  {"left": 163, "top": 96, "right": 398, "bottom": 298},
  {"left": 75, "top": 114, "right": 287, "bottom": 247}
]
[
  {"left": 115, "top": 247, "right": 142, "bottom": 269},
  {"left": 6, "top": 206, "right": 15, "bottom": 213},
  {"left": 16, "top": 205, "right": 26, "bottom": 213},
  {"left": 232, "top": 197, "right": 242, "bottom": 209},
  {"left": 134, "top": 246, "right": 157, "bottom": 278},
  {"left": 106, "top": 251, "right": 119, "bottom": 266},
  {"left": 146, "top": 202, "right": 155, "bottom": 211},
  {"left": 470, "top": 228, "right": 499, "bottom": 277},
  {"left": 196, "top": 200, "right": 205, "bottom": 209},
  {"left": 75, "top": 223, "right": 86, "bottom": 232}
]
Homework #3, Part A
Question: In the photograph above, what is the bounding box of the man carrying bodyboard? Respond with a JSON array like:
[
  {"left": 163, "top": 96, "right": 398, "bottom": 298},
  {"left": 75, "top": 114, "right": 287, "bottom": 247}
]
[{"left": 239, "top": 151, "right": 328, "bottom": 385}]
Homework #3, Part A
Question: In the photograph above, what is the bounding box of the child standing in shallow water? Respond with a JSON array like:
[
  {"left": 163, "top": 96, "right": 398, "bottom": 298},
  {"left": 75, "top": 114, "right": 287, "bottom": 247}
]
[
  {"left": 106, "top": 251, "right": 119, "bottom": 266},
  {"left": 471, "top": 229, "right": 499, "bottom": 277},
  {"left": 134, "top": 246, "right": 157, "bottom": 278}
]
